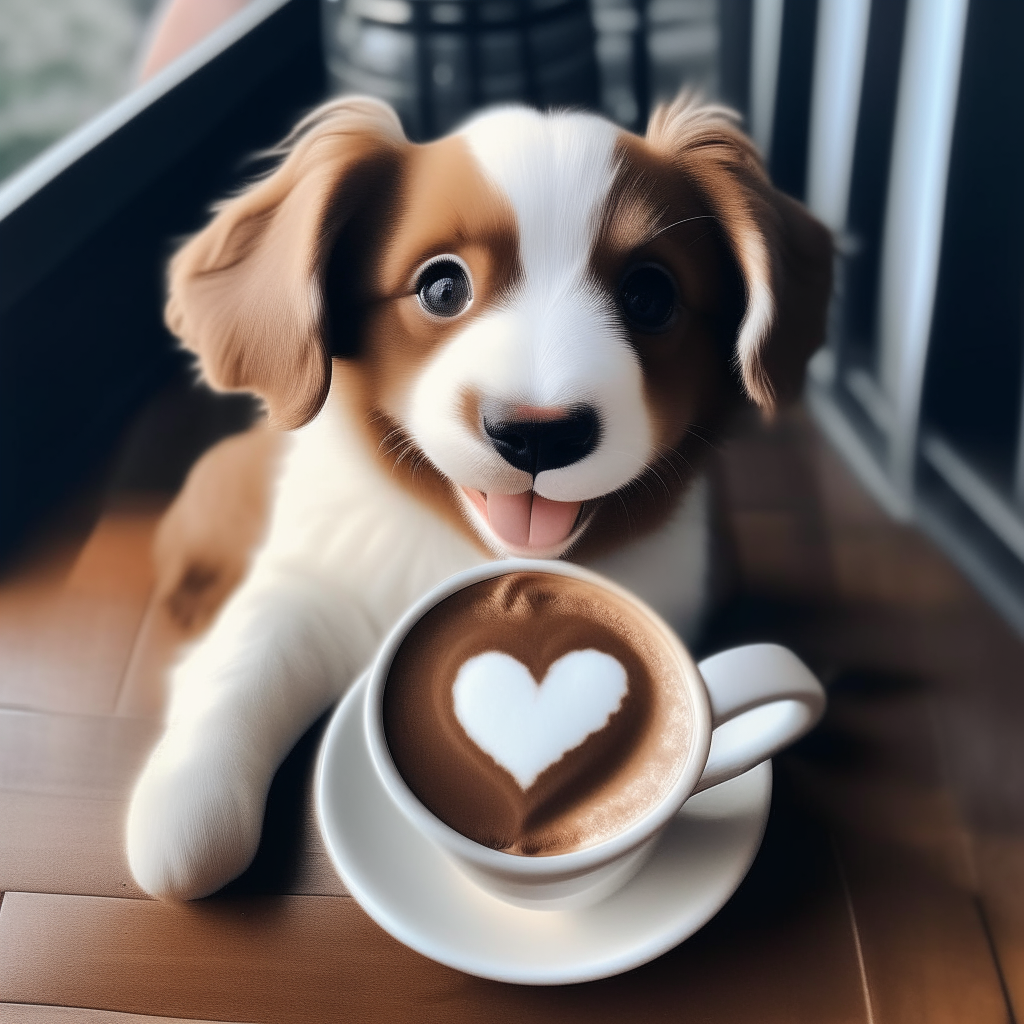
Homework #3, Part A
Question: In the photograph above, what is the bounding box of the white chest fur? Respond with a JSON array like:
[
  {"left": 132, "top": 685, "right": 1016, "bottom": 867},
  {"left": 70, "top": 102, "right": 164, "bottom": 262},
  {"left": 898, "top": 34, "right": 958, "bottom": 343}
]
[{"left": 257, "top": 392, "right": 708, "bottom": 651}]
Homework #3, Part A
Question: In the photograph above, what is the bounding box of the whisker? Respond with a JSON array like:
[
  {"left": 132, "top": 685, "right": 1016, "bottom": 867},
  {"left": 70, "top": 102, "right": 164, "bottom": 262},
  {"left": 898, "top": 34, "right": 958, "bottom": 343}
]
[
  {"left": 614, "top": 490, "right": 635, "bottom": 535},
  {"left": 684, "top": 228, "right": 717, "bottom": 249},
  {"left": 648, "top": 213, "right": 719, "bottom": 242}
]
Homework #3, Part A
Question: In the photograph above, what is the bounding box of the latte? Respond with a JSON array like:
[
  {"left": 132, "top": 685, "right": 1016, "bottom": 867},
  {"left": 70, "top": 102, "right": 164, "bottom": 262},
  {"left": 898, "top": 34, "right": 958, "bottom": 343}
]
[{"left": 382, "top": 571, "right": 694, "bottom": 856}]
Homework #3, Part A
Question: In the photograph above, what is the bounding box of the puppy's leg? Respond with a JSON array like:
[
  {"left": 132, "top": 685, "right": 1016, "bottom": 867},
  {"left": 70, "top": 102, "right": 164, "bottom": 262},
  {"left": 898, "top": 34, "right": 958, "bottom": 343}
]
[
  {"left": 154, "top": 422, "right": 281, "bottom": 637},
  {"left": 126, "top": 566, "right": 378, "bottom": 899}
]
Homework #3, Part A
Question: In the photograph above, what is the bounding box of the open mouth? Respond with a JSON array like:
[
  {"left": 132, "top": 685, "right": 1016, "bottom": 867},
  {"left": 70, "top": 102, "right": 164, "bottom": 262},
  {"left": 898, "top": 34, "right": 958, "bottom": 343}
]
[{"left": 462, "top": 487, "right": 584, "bottom": 552}]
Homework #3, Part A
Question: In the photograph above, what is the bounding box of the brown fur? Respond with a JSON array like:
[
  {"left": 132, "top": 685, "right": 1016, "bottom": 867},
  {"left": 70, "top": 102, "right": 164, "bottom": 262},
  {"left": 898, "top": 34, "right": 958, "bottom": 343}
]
[
  {"left": 155, "top": 422, "right": 282, "bottom": 634},
  {"left": 572, "top": 110, "right": 833, "bottom": 559},
  {"left": 646, "top": 94, "right": 833, "bottom": 410},
  {"left": 342, "top": 133, "right": 524, "bottom": 542},
  {"left": 157, "top": 94, "right": 832, "bottom": 629},
  {"left": 165, "top": 98, "right": 406, "bottom": 430}
]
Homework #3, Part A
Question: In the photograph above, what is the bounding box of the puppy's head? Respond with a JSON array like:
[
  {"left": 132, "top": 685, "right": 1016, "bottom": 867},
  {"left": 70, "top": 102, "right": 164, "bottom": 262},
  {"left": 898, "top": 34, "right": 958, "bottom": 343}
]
[{"left": 167, "top": 94, "right": 832, "bottom": 559}]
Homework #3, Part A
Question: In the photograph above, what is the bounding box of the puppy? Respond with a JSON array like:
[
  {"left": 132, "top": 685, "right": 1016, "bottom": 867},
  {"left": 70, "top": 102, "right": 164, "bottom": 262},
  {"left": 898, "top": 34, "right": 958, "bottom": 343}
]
[{"left": 127, "top": 92, "right": 832, "bottom": 899}]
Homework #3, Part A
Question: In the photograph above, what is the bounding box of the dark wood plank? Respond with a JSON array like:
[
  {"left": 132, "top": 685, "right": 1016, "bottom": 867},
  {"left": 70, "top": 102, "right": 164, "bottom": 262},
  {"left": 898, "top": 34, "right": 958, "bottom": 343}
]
[
  {"left": 0, "top": 1003, "right": 249, "bottom": 1023},
  {"left": 786, "top": 656, "right": 1008, "bottom": 1022},
  {"left": 837, "top": 838, "right": 1008, "bottom": 1024},
  {"left": 975, "top": 836, "right": 1024, "bottom": 1016},
  {"left": 0, "top": 885, "right": 865, "bottom": 1024},
  {"left": 894, "top": 602, "right": 1024, "bottom": 1019},
  {"left": 709, "top": 406, "right": 1017, "bottom": 1023}
]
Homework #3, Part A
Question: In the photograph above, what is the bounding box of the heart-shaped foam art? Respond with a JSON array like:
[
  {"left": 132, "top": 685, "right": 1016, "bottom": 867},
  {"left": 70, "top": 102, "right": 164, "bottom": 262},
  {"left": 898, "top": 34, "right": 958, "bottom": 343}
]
[
  {"left": 453, "top": 650, "right": 628, "bottom": 789},
  {"left": 382, "top": 572, "right": 693, "bottom": 856}
]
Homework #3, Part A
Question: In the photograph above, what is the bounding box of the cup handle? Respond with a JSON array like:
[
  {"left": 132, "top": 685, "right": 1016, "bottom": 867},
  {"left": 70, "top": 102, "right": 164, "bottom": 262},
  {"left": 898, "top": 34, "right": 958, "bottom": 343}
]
[{"left": 692, "top": 644, "right": 826, "bottom": 794}]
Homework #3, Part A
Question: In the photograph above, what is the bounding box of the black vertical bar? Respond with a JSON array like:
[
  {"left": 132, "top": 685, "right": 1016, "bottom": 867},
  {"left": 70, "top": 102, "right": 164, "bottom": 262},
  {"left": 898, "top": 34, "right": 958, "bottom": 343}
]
[
  {"left": 414, "top": 1, "right": 434, "bottom": 140},
  {"left": 467, "top": 0, "right": 481, "bottom": 109},
  {"left": 718, "top": 0, "right": 753, "bottom": 121},
  {"left": 519, "top": 2, "right": 540, "bottom": 107},
  {"left": 841, "top": 0, "right": 909, "bottom": 363},
  {"left": 923, "top": 0, "right": 1024, "bottom": 469},
  {"left": 633, "top": 0, "right": 650, "bottom": 131},
  {"left": 768, "top": 0, "right": 819, "bottom": 200}
]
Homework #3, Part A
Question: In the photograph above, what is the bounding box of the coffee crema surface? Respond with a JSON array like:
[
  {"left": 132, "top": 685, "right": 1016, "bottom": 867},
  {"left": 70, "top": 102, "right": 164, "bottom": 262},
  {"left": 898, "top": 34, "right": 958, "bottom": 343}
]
[{"left": 382, "top": 572, "right": 694, "bottom": 856}]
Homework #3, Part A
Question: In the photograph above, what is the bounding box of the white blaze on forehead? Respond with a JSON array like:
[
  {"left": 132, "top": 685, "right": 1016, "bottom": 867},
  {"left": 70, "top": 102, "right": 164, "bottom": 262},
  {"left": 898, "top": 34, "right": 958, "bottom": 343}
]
[
  {"left": 460, "top": 107, "right": 620, "bottom": 287},
  {"left": 403, "top": 107, "right": 656, "bottom": 536}
]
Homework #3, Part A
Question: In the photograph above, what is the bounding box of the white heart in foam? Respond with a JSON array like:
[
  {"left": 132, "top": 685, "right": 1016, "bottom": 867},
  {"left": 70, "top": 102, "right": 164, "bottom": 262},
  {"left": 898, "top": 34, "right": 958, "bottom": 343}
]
[{"left": 452, "top": 649, "right": 628, "bottom": 790}]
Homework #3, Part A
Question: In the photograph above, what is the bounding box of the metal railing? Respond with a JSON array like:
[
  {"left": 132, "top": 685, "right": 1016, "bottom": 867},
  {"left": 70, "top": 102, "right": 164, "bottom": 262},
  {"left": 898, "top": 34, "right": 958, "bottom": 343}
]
[{"left": 777, "top": 0, "right": 1024, "bottom": 631}]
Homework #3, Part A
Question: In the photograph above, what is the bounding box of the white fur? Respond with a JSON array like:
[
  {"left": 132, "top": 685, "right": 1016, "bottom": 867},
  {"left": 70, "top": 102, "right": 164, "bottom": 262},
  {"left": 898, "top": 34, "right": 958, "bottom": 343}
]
[
  {"left": 128, "top": 385, "right": 708, "bottom": 899},
  {"left": 126, "top": 107, "right": 714, "bottom": 900},
  {"left": 406, "top": 109, "right": 654, "bottom": 554},
  {"left": 732, "top": 228, "right": 776, "bottom": 397}
]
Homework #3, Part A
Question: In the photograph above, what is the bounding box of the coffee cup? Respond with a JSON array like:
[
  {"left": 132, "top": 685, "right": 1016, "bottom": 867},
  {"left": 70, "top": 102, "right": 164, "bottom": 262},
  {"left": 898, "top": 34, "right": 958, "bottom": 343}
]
[{"left": 363, "top": 559, "right": 825, "bottom": 911}]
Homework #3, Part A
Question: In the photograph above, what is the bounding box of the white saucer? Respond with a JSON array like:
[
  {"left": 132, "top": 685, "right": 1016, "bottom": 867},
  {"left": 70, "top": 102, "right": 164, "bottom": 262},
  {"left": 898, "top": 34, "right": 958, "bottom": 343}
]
[{"left": 315, "top": 673, "right": 772, "bottom": 986}]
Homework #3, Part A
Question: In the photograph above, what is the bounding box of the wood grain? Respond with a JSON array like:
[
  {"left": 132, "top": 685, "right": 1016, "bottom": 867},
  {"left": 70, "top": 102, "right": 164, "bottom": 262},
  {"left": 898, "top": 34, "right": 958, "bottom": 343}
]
[
  {"left": 0, "top": 885, "right": 865, "bottom": 1024},
  {"left": 0, "top": 791, "right": 146, "bottom": 898},
  {"left": 0, "top": 708, "right": 157, "bottom": 897},
  {"left": 0, "top": 710, "right": 157, "bottom": 799},
  {"left": 2, "top": 396, "right": 1024, "bottom": 1021},
  {"left": 0, "top": 503, "right": 161, "bottom": 717},
  {"left": 711, "top": 407, "right": 1018, "bottom": 1023},
  {"left": 836, "top": 838, "right": 1008, "bottom": 1024},
  {"left": 116, "top": 597, "right": 182, "bottom": 721},
  {"left": 975, "top": 836, "right": 1024, "bottom": 1019},
  {"left": 0, "top": 1004, "right": 250, "bottom": 1023}
]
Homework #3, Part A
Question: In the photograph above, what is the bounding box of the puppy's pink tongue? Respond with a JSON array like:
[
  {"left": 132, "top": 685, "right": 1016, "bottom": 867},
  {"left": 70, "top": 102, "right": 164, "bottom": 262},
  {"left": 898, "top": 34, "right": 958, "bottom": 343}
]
[
  {"left": 485, "top": 492, "right": 582, "bottom": 550},
  {"left": 529, "top": 495, "right": 583, "bottom": 548}
]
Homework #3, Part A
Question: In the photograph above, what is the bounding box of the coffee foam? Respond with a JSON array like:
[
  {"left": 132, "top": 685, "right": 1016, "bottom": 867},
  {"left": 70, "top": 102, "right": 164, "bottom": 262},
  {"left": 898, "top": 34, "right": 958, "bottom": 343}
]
[
  {"left": 383, "top": 572, "right": 694, "bottom": 856},
  {"left": 453, "top": 648, "right": 629, "bottom": 789}
]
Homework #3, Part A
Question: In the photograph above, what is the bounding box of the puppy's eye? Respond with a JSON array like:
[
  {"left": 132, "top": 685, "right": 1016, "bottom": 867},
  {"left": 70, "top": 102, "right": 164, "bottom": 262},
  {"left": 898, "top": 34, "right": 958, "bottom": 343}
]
[
  {"left": 618, "top": 264, "right": 676, "bottom": 333},
  {"left": 417, "top": 257, "right": 472, "bottom": 318}
]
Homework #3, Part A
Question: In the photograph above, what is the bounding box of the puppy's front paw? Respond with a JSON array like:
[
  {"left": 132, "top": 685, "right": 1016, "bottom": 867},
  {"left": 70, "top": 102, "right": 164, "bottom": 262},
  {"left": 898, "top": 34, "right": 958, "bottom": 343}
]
[{"left": 126, "top": 736, "right": 266, "bottom": 900}]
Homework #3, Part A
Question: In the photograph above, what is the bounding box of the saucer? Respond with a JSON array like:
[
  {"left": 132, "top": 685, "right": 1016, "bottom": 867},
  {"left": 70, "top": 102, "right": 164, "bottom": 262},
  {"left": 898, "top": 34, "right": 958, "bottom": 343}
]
[{"left": 316, "top": 672, "right": 772, "bottom": 986}]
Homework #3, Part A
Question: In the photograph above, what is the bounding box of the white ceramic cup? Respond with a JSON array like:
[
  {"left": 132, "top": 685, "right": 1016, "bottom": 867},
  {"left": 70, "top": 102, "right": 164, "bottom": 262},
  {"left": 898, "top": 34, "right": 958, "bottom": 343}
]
[{"left": 363, "top": 559, "right": 825, "bottom": 911}]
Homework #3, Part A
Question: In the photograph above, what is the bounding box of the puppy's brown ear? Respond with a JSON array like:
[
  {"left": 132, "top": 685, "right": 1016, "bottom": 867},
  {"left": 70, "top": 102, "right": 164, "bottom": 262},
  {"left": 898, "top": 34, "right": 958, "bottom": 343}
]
[
  {"left": 166, "top": 97, "right": 406, "bottom": 430},
  {"left": 647, "top": 94, "right": 833, "bottom": 412}
]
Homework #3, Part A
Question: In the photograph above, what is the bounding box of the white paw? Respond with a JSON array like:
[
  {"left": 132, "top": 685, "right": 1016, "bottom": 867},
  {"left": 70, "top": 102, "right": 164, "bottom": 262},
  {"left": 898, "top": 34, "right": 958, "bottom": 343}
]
[{"left": 126, "top": 735, "right": 269, "bottom": 900}]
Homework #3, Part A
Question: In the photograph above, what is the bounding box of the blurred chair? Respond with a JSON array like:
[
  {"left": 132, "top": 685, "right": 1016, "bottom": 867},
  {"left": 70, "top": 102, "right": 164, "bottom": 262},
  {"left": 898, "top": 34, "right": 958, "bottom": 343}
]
[
  {"left": 591, "top": 0, "right": 734, "bottom": 132},
  {"left": 321, "top": 0, "right": 750, "bottom": 140},
  {"left": 322, "top": 0, "right": 601, "bottom": 140}
]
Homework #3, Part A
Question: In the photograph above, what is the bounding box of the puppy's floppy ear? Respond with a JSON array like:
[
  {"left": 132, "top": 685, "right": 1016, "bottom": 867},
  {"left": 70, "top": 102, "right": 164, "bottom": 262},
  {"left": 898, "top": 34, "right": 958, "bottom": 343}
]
[
  {"left": 166, "top": 97, "right": 406, "bottom": 430},
  {"left": 647, "top": 94, "right": 833, "bottom": 412}
]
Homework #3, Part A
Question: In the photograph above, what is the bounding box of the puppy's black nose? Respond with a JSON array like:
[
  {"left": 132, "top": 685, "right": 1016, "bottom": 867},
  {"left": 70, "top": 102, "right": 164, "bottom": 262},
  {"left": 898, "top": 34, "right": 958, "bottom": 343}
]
[{"left": 484, "top": 407, "right": 601, "bottom": 475}]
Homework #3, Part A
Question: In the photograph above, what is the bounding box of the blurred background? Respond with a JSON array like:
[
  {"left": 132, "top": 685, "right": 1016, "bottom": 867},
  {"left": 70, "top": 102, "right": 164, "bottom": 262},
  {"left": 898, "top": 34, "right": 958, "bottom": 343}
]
[
  {"left": 1, "top": 0, "right": 1023, "bottom": 641},
  {"left": 5, "top": 9, "right": 1024, "bottom": 1016},
  {"left": 0, "top": 0, "right": 160, "bottom": 180}
]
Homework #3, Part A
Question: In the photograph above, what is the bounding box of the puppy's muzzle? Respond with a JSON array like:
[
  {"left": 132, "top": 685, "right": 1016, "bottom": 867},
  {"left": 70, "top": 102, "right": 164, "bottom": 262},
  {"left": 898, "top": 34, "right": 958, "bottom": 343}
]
[{"left": 484, "top": 406, "right": 601, "bottom": 476}]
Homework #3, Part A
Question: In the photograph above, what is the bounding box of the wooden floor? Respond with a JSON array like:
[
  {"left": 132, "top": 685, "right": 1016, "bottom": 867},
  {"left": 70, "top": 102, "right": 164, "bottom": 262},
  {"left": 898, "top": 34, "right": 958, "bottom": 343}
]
[{"left": 2, "top": 382, "right": 1024, "bottom": 1023}]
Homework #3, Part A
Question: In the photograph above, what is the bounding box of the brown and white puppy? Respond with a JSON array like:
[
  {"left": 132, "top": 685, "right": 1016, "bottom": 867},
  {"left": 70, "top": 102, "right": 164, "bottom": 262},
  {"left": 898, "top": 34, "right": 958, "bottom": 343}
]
[{"left": 127, "top": 93, "right": 832, "bottom": 900}]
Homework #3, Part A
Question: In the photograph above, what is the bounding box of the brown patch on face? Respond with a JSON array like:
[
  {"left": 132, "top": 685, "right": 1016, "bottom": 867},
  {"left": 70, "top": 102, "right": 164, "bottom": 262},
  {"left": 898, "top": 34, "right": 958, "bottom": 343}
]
[
  {"left": 645, "top": 95, "right": 833, "bottom": 411},
  {"left": 326, "top": 134, "right": 523, "bottom": 547},
  {"left": 572, "top": 132, "right": 745, "bottom": 560},
  {"left": 165, "top": 98, "right": 409, "bottom": 431},
  {"left": 358, "top": 133, "right": 521, "bottom": 409}
]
